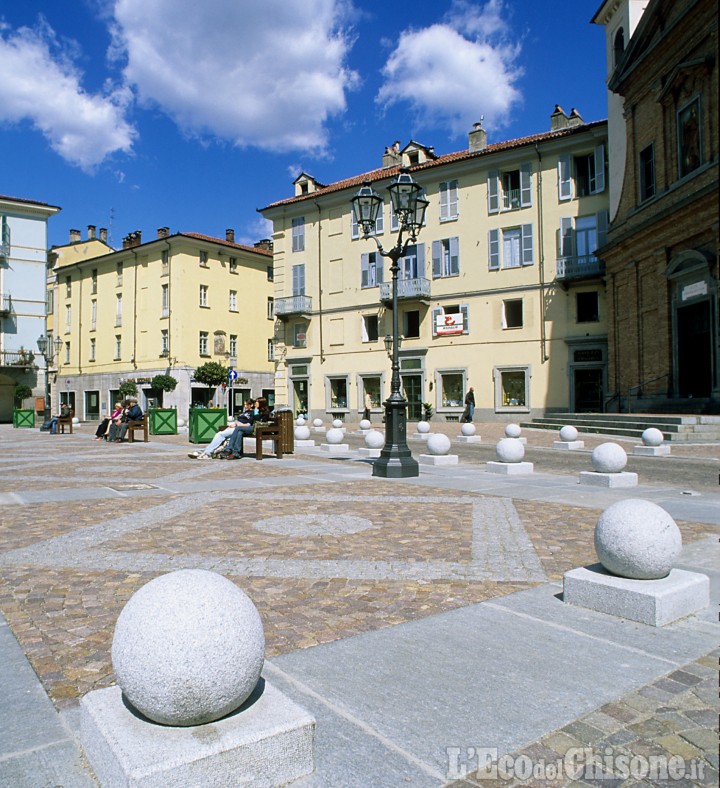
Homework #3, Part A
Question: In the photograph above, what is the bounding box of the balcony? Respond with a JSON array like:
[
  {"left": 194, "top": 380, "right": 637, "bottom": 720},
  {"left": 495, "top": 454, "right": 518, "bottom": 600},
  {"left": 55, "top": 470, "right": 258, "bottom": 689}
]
[
  {"left": 0, "top": 293, "right": 11, "bottom": 316},
  {"left": 556, "top": 255, "right": 605, "bottom": 283},
  {"left": 502, "top": 189, "right": 521, "bottom": 210},
  {"left": 274, "top": 294, "right": 312, "bottom": 318},
  {"left": 1, "top": 349, "right": 35, "bottom": 369},
  {"left": 380, "top": 277, "right": 431, "bottom": 303}
]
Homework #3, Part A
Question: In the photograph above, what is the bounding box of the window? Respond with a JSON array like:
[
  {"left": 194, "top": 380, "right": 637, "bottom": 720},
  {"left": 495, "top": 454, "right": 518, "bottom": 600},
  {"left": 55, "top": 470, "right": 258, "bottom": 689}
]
[
  {"left": 116, "top": 294, "right": 122, "bottom": 326},
  {"left": 328, "top": 378, "right": 348, "bottom": 409},
  {"left": 292, "top": 217, "right": 305, "bottom": 252},
  {"left": 161, "top": 250, "right": 169, "bottom": 272},
  {"left": 161, "top": 329, "right": 169, "bottom": 356},
  {"left": 431, "top": 237, "right": 459, "bottom": 278},
  {"left": 403, "top": 310, "right": 420, "bottom": 338},
  {"left": 494, "top": 366, "right": 530, "bottom": 411},
  {"left": 65, "top": 304, "right": 71, "bottom": 333},
  {"left": 639, "top": 144, "right": 655, "bottom": 201},
  {"left": 116, "top": 262, "right": 123, "bottom": 286},
  {"left": 199, "top": 284, "right": 208, "bottom": 307},
  {"left": 502, "top": 299, "right": 523, "bottom": 328},
  {"left": 229, "top": 256, "right": 237, "bottom": 273},
  {"left": 362, "top": 314, "right": 379, "bottom": 342},
  {"left": 353, "top": 202, "right": 384, "bottom": 238},
  {"left": 91, "top": 269, "right": 97, "bottom": 294},
  {"left": 161, "top": 283, "right": 169, "bottom": 317},
  {"left": 559, "top": 212, "right": 608, "bottom": 264},
  {"left": 229, "top": 334, "right": 237, "bottom": 357},
  {"left": 361, "top": 376, "right": 382, "bottom": 409},
  {"left": 267, "top": 265, "right": 274, "bottom": 281},
  {"left": 292, "top": 264, "right": 305, "bottom": 296},
  {"left": 361, "top": 251, "right": 384, "bottom": 288},
  {"left": 65, "top": 341, "right": 71, "bottom": 364},
  {"left": 613, "top": 27, "right": 625, "bottom": 66},
  {"left": 576, "top": 291, "right": 599, "bottom": 323},
  {"left": 488, "top": 225, "right": 534, "bottom": 269},
  {"left": 439, "top": 372, "right": 464, "bottom": 407},
  {"left": 439, "top": 180, "right": 458, "bottom": 221},
  {"left": 267, "top": 339, "right": 275, "bottom": 361},
  {"left": 199, "top": 250, "right": 208, "bottom": 266},
  {"left": 91, "top": 299, "right": 97, "bottom": 331},
  {"left": 678, "top": 97, "right": 701, "bottom": 178},
  {"left": 65, "top": 275, "right": 71, "bottom": 298},
  {"left": 399, "top": 244, "right": 424, "bottom": 279},
  {"left": 488, "top": 164, "right": 532, "bottom": 213},
  {"left": 229, "top": 289, "right": 237, "bottom": 312},
  {"left": 199, "top": 331, "right": 209, "bottom": 356},
  {"left": 46, "top": 289, "right": 54, "bottom": 315},
  {"left": 89, "top": 337, "right": 96, "bottom": 362},
  {"left": 432, "top": 304, "right": 469, "bottom": 336},
  {"left": 114, "top": 335, "right": 121, "bottom": 360},
  {"left": 558, "top": 145, "right": 605, "bottom": 199},
  {"left": 293, "top": 323, "right": 307, "bottom": 348}
]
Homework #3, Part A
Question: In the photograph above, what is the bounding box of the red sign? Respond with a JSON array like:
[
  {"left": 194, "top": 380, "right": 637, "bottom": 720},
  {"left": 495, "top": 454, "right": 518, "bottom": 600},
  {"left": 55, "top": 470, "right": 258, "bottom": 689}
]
[{"left": 436, "top": 313, "right": 464, "bottom": 335}]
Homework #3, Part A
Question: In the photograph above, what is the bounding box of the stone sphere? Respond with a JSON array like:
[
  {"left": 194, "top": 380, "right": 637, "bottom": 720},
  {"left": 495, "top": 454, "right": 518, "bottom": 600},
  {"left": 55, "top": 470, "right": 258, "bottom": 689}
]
[
  {"left": 559, "top": 425, "right": 578, "bottom": 442},
  {"left": 642, "top": 427, "right": 664, "bottom": 447},
  {"left": 496, "top": 437, "right": 525, "bottom": 463},
  {"left": 177, "top": 417, "right": 185, "bottom": 428},
  {"left": 112, "top": 570, "right": 264, "bottom": 726},
  {"left": 326, "top": 427, "right": 345, "bottom": 444},
  {"left": 72, "top": 416, "right": 80, "bottom": 425},
  {"left": 591, "top": 442, "right": 627, "bottom": 473},
  {"left": 365, "top": 430, "right": 385, "bottom": 449},
  {"left": 313, "top": 418, "right": 323, "bottom": 427},
  {"left": 505, "top": 423, "right": 522, "bottom": 438},
  {"left": 359, "top": 419, "right": 371, "bottom": 430},
  {"left": 460, "top": 423, "right": 476, "bottom": 436},
  {"left": 294, "top": 425, "right": 311, "bottom": 440},
  {"left": 417, "top": 420, "right": 431, "bottom": 434},
  {"left": 295, "top": 417, "right": 305, "bottom": 426},
  {"left": 594, "top": 499, "right": 682, "bottom": 579},
  {"left": 332, "top": 419, "right": 344, "bottom": 429},
  {"left": 426, "top": 433, "right": 451, "bottom": 456}
]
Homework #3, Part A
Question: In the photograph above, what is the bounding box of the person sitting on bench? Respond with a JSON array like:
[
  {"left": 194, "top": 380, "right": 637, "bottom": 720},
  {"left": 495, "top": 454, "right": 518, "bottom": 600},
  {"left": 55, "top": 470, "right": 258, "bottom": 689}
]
[
  {"left": 188, "top": 399, "right": 255, "bottom": 459},
  {"left": 95, "top": 402, "right": 122, "bottom": 440},
  {"left": 108, "top": 398, "right": 143, "bottom": 442},
  {"left": 49, "top": 403, "right": 71, "bottom": 434},
  {"left": 225, "top": 397, "right": 271, "bottom": 459}
]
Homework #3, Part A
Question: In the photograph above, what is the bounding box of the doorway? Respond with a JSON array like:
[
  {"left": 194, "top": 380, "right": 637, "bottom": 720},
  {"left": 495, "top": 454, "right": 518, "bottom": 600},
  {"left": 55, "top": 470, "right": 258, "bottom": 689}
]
[
  {"left": 573, "top": 368, "right": 604, "bottom": 412},
  {"left": 401, "top": 374, "right": 423, "bottom": 420},
  {"left": 676, "top": 301, "right": 711, "bottom": 397}
]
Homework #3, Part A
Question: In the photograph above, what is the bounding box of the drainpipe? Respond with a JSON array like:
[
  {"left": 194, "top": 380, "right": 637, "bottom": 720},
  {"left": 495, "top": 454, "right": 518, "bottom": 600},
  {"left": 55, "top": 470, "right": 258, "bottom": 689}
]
[
  {"left": 131, "top": 248, "right": 138, "bottom": 370},
  {"left": 315, "top": 202, "right": 324, "bottom": 364},
  {"left": 163, "top": 239, "right": 172, "bottom": 368},
  {"left": 535, "top": 144, "right": 548, "bottom": 363}
]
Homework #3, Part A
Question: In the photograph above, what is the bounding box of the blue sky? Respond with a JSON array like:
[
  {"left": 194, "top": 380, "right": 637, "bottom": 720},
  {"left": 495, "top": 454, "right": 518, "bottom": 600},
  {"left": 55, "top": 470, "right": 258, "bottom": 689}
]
[{"left": 0, "top": 0, "right": 609, "bottom": 250}]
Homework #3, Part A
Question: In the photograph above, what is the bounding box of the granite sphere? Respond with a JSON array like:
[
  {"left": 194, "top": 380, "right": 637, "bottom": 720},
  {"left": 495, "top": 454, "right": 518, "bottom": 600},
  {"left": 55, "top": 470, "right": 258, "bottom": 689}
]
[
  {"left": 505, "top": 423, "right": 522, "bottom": 438},
  {"left": 426, "top": 433, "right": 451, "bottom": 456},
  {"left": 295, "top": 417, "right": 305, "bottom": 426},
  {"left": 594, "top": 499, "right": 682, "bottom": 579},
  {"left": 72, "top": 416, "right": 80, "bottom": 425},
  {"left": 460, "top": 423, "right": 476, "bottom": 437},
  {"left": 326, "top": 427, "right": 345, "bottom": 444},
  {"left": 559, "top": 425, "right": 578, "bottom": 442},
  {"left": 177, "top": 417, "right": 185, "bottom": 428},
  {"left": 365, "top": 430, "right": 385, "bottom": 449},
  {"left": 332, "top": 419, "right": 344, "bottom": 429},
  {"left": 294, "top": 425, "right": 311, "bottom": 440},
  {"left": 359, "top": 419, "right": 372, "bottom": 430},
  {"left": 112, "top": 569, "right": 264, "bottom": 726},
  {"left": 591, "top": 442, "right": 627, "bottom": 473},
  {"left": 642, "top": 427, "right": 664, "bottom": 447},
  {"left": 496, "top": 437, "right": 525, "bottom": 463},
  {"left": 313, "top": 418, "right": 324, "bottom": 427},
  {"left": 417, "top": 420, "right": 431, "bottom": 434}
]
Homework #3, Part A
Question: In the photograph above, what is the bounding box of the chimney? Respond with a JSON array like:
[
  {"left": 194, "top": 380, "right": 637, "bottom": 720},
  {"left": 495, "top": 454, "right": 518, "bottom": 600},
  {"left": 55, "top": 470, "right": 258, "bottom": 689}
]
[
  {"left": 550, "top": 104, "right": 569, "bottom": 130},
  {"left": 99, "top": 228, "right": 107, "bottom": 243},
  {"left": 122, "top": 235, "right": 131, "bottom": 249},
  {"left": 254, "top": 239, "right": 273, "bottom": 252},
  {"left": 87, "top": 225, "right": 96, "bottom": 239},
  {"left": 567, "top": 108, "right": 584, "bottom": 127},
  {"left": 468, "top": 121, "right": 487, "bottom": 153},
  {"left": 157, "top": 227, "right": 170, "bottom": 239},
  {"left": 382, "top": 140, "right": 402, "bottom": 168},
  {"left": 226, "top": 228, "right": 235, "bottom": 243},
  {"left": 132, "top": 230, "right": 142, "bottom": 246},
  {"left": 70, "top": 229, "right": 81, "bottom": 243}
]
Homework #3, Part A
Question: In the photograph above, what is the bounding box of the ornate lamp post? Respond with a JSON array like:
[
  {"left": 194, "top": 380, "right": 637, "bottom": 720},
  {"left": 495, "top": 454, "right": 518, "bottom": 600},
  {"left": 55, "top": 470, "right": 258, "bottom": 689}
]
[
  {"left": 36, "top": 334, "right": 63, "bottom": 420},
  {"left": 351, "top": 168, "right": 428, "bottom": 478}
]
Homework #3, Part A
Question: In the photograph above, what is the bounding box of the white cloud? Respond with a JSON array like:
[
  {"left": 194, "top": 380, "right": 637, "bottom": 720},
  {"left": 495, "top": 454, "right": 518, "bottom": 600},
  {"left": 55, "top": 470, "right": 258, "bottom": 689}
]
[
  {"left": 375, "top": 0, "right": 522, "bottom": 137},
  {"left": 110, "top": 0, "right": 358, "bottom": 153},
  {"left": 0, "top": 21, "right": 136, "bottom": 171}
]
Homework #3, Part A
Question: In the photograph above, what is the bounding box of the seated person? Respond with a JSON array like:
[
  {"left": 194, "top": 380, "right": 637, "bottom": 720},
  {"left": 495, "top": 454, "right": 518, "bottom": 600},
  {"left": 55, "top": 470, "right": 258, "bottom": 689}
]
[
  {"left": 188, "top": 400, "right": 255, "bottom": 459},
  {"left": 108, "top": 398, "right": 143, "bottom": 442},
  {"left": 95, "top": 402, "right": 122, "bottom": 440},
  {"left": 49, "top": 402, "right": 71, "bottom": 434},
  {"left": 225, "top": 397, "right": 271, "bottom": 459}
]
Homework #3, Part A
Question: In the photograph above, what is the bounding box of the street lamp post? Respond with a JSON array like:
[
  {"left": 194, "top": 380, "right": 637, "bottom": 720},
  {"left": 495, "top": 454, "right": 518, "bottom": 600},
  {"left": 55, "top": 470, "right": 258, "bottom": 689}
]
[
  {"left": 351, "top": 169, "right": 429, "bottom": 478},
  {"left": 36, "top": 334, "right": 63, "bottom": 421}
]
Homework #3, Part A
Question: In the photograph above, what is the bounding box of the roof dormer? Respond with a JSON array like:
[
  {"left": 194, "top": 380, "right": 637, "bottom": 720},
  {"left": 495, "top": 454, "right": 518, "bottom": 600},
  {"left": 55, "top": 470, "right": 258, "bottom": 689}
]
[
  {"left": 401, "top": 141, "right": 437, "bottom": 167},
  {"left": 293, "top": 172, "right": 325, "bottom": 197}
]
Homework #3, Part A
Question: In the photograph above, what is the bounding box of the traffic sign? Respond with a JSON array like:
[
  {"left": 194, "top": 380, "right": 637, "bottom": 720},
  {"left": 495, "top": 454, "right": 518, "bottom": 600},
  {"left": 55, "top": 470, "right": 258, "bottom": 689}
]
[{"left": 228, "top": 370, "right": 238, "bottom": 382}]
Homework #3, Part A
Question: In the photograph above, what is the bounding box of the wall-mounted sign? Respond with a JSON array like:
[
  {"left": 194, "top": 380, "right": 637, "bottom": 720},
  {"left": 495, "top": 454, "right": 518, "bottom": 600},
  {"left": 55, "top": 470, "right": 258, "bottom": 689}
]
[
  {"left": 682, "top": 281, "right": 707, "bottom": 301},
  {"left": 435, "top": 312, "right": 464, "bottom": 335}
]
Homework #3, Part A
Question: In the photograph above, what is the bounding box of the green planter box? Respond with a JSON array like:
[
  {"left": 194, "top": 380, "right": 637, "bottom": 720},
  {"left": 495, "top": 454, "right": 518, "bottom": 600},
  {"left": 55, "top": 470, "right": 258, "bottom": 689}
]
[
  {"left": 189, "top": 409, "right": 227, "bottom": 443},
  {"left": 13, "top": 409, "right": 35, "bottom": 428},
  {"left": 149, "top": 408, "right": 178, "bottom": 435}
]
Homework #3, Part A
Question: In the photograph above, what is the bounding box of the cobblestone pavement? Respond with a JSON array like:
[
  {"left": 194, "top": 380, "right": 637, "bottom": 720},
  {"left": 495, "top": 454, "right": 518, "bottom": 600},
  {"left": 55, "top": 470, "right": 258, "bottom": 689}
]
[{"left": 0, "top": 422, "right": 717, "bottom": 786}]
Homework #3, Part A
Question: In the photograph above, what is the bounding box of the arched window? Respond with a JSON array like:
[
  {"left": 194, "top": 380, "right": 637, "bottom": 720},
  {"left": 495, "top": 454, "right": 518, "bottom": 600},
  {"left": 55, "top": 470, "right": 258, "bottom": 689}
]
[{"left": 613, "top": 28, "right": 625, "bottom": 67}]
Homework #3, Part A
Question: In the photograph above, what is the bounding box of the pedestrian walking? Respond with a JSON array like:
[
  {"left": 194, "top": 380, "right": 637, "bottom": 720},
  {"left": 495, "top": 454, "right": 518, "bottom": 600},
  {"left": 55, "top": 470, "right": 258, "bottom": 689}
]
[{"left": 463, "top": 387, "right": 475, "bottom": 422}]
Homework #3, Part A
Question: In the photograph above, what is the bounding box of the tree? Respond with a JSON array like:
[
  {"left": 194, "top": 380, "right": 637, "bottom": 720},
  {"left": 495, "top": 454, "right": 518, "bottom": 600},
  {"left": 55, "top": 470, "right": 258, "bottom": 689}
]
[
  {"left": 118, "top": 380, "right": 138, "bottom": 399},
  {"left": 14, "top": 383, "right": 33, "bottom": 407},
  {"left": 193, "top": 362, "right": 227, "bottom": 389},
  {"left": 151, "top": 374, "right": 178, "bottom": 393}
]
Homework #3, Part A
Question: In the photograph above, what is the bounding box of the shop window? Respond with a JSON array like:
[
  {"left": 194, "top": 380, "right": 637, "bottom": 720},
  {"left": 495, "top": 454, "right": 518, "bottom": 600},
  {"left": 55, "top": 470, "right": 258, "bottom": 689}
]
[
  {"left": 328, "top": 378, "right": 348, "bottom": 409},
  {"left": 494, "top": 366, "right": 530, "bottom": 411},
  {"left": 361, "top": 376, "right": 382, "bottom": 409},
  {"left": 440, "top": 372, "right": 464, "bottom": 407}
]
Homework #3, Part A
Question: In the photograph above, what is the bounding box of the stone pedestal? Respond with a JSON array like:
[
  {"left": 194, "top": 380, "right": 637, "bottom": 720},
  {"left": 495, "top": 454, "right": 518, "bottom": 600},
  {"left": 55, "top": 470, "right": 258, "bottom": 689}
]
[
  {"left": 358, "top": 447, "right": 381, "bottom": 458},
  {"left": 312, "top": 427, "right": 326, "bottom": 434},
  {"left": 553, "top": 440, "right": 585, "bottom": 450},
  {"left": 486, "top": 461, "right": 534, "bottom": 475},
  {"left": 294, "top": 439, "right": 316, "bottom": 448},
  {"left": 418, "top": 454, "right": 458, "bottom": 466},
  {"left": 411, "top": 433, "right": 430, "bottom": 441},
  {"left": 320, "top": 443, "right": 349, "bottom": 453},
  {"left": 579, "top": 471, "right": 638, "bottom": 488},
  {"left": 563, "top": 564, "right": 709, "bottom": 627},
  {"left": 633, "top": 445, "right": 671, "bottom": 456},
  {"left": 456, "top": 435, "right": 481, "bottom": 444},
  {"left": 80, "top": 681, "right": 315, "bottom": 788}
]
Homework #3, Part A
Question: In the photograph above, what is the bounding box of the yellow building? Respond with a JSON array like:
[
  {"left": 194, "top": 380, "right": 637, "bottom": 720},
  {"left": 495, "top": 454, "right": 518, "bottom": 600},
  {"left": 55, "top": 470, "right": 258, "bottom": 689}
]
[
  {"left": 48, "top": 226, "right": 275, "bottom": 419},
  {"left": 261, "top": 110, "right": 609, "bottom": 422}
]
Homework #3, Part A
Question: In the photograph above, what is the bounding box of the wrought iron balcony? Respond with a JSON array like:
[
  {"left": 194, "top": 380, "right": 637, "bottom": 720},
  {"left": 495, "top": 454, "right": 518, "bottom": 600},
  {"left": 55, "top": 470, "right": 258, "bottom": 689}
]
[
  {"left": 274, "top": 294, "right": 313, "bottom": 317},
  {"left": 502, "top": 189, "right": 521, "bottom": 210},
  {"left": 0, "top": 293, "right": 11, "bottom": 316},
  {"left": 556, "top": 255, "right": 605, "bottom": 282},
  {"left": 1, "top": 349, "right": 35, "bottom": 368},
  {"left": 380, "top": 277, "right": 431, "bottom": 303}
]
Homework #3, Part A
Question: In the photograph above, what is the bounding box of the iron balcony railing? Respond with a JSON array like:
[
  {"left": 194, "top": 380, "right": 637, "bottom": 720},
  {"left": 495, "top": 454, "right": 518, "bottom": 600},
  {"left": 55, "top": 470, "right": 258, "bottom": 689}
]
[
  {"left": 556, "top": 255, "right": 605, "bottom": 281},
  {"left": 380, "top": 277, "right": 431, "bottom": 302},
  {"left": 1, "top": 349, "right": 36, "bottom": 368},
  {"left": 0, "top": 293, "right": 11, "bottom": 315},
  {"left": 274, "top": 295, "right": 313, "bottom": 316},
  {"left": 502, "top": 189, "right": 521, "bottom": 210}
]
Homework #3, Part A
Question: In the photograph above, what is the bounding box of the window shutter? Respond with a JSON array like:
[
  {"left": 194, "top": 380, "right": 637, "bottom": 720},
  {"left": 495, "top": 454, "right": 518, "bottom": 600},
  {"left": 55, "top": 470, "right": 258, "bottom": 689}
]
[
  {"left": 351, "top": 212, "right": 359, "bottom": 239},
  {"left": 293, "top": 264, "right": 305, "bottom": 295},
  {"left": 596, "top": 209, "right": 609, "bottom": 249},
  {"left": 520, "top": 162, "right": 532, "bottom": 207},
  {"left": 558, "top": 155, "right": 572, "bottom": 200},
  {"left": 432, "top": 240, "right": 442, "bottom": 278},
  {"left": 449, "top": 237, "right": 460, "bottom": 275},
  {"left": 439, "top": 182, "right": 449, "bottom": 220},
  {"left": 593, "top": 144, "right": 605, "bottom": 193},
  {"left": 488, "top": 229, "right": 500, "bottom": 270},
  {"left": 390, "top": 204, "right": 398, "bottom": 232},
  {"left": 488, "top": 170, "right": 499, "bottom": 213},
  {"left": 521, "top": 224, "right": 534, "bottom": 265},
  {"left": 449, "top": 181, "right": 458, "bottom": 218},
  {"left": 375, "top": 204, "right": 384, "bottom": 234},
  {"left": 361, "top": 253, "right": 369, "bottom": 288},
  {"left": 560, "top": 217, "right": 574, "bottom": 257},
  {"left": 431, "top": 306, "right": 442, "bottom": 337},
  {"left": 460, "top": 303, "right": 469, "bottom": 334},
  {"left": 376, "top": 255, "right": 384, "bottom": 284},
  {"left": 417, "top": 243, "right": 426, "bottom": 277}
]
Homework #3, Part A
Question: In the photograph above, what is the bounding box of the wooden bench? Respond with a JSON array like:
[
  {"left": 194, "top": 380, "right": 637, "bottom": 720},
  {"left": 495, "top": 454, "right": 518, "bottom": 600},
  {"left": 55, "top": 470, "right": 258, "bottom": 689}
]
[
  {"left": 57, "top": 409, "right": 74, "bottom": 434},
  {"left": 127, "top": 414, "right": 149, "bottom": 443},
  {"left": 253, "top": 420, "right": 283, "bottom": 460}
]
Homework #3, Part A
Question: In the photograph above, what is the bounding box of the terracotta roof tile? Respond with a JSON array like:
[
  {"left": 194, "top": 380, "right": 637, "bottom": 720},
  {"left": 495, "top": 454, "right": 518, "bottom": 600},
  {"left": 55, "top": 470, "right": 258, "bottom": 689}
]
[{"left": 181, "top": 232, "right": 272, "bottom": 256}]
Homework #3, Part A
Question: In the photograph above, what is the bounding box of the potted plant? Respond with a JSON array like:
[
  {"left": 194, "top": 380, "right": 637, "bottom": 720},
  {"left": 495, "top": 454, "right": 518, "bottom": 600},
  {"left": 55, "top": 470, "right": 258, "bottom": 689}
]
[
  {"left": 148, "top": 374, "right": 179, "bottom": 434},
  {"left": 118, "top": 380, "right": 139, "bottom": 400},
  {"left": 189, "top": 362, "right": 228, "bottom": 442},
  {"left": 13, "top": 383, "right": 35, "bottom": 428},
  {"left": 422, "top": 402, "right": 434, "bottom": 421}
]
